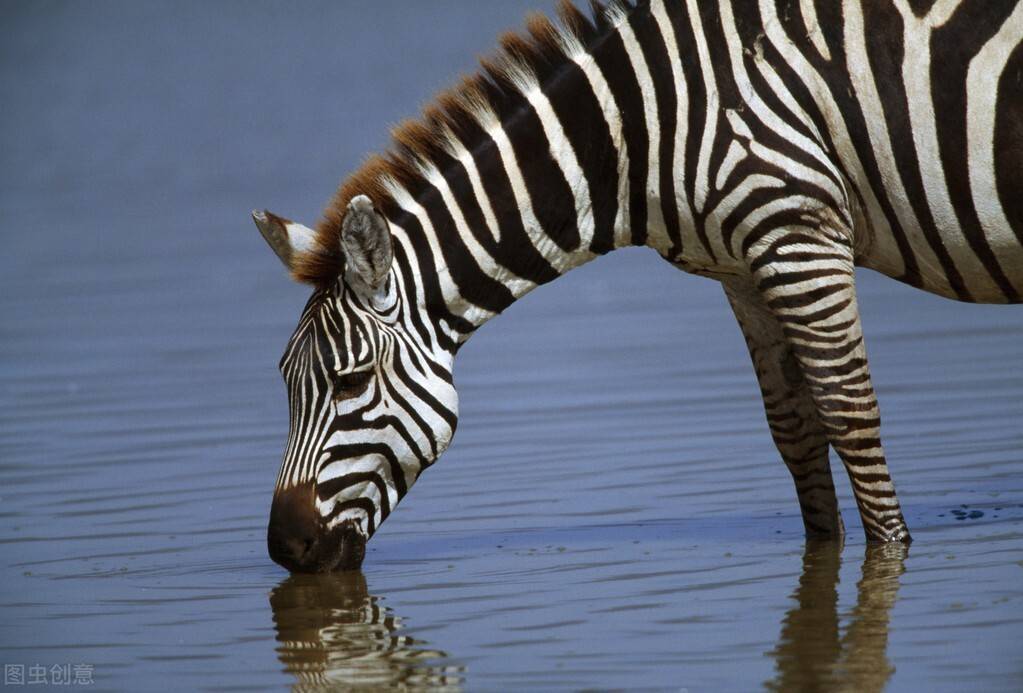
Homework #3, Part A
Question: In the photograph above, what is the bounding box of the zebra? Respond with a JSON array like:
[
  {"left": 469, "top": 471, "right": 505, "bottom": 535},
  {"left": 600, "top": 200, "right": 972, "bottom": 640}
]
[{"left": 254, "top": 0, "right": 1022, "bottom": 572}]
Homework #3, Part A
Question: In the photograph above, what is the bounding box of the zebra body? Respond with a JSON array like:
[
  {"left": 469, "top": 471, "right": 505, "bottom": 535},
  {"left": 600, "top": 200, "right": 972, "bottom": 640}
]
[{"left": 254, "top": 0, "right": 1022, "bottom": 572}]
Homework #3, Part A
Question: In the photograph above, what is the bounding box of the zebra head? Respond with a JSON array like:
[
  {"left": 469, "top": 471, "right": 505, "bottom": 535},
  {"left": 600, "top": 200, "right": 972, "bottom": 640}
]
[{"left": 254, "top": 195, "right": 458, "bottom": 572}]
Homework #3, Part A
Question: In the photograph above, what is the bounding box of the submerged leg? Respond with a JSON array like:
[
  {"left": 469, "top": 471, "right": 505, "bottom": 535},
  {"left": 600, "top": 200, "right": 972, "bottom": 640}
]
[
  {"left": 723, "top": 278, "right": 844, "bottom": 537},
  {"left": 744, "top": 224, "right": 910, "bottom": 543}
]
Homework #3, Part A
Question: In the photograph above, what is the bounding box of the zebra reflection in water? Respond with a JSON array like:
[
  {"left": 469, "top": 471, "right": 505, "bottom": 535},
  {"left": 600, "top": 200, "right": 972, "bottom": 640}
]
[
  {"left": 269, "top": 572, "right": 463, "bottom": 691},
  {"left": 767, "top": 541, "right": 908, "bottom": 692},
  {"left": 267, "top": 545, "right": 904, "bottom": 690}
]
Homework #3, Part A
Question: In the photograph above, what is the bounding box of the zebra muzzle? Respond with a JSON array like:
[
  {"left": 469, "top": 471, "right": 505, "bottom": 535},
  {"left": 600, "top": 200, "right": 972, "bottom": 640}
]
[{"left": 268, "top": 483, "right": 367, "bottom": 573}]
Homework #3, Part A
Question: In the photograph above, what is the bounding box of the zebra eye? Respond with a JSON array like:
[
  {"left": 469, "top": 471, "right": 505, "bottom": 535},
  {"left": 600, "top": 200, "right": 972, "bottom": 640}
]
[{"left": 332, "top": 369, "right": 372, "bottom": 398}]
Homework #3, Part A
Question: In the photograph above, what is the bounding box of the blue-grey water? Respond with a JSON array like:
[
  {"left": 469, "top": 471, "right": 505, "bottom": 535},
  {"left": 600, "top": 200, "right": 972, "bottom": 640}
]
[{"left": 2, "top": 2, "right": 1022, "bottom": 691}]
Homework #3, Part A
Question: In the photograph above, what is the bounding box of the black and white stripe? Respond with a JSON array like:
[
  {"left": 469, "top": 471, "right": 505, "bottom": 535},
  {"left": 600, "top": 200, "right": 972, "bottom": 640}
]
[
  {"left": 258, "top": 0, "right": 1022, "bottom": 569},
  {"left": 270, "top": 572, "right": 461, "bottom": 687}
]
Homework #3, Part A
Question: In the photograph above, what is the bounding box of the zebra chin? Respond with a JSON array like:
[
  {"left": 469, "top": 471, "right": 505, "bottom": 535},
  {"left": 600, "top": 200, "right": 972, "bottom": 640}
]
[{"left": 267, "top": 482, "right": 367, "bottom": 573}]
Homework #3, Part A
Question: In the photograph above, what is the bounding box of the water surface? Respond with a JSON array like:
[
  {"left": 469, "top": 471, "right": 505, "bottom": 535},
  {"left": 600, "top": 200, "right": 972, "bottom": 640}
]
[{"left": 2, "top": 2, "right": 1022, "bottom": 691}]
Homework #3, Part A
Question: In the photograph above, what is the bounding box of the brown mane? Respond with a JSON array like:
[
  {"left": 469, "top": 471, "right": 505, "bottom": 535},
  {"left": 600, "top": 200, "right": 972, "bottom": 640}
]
[{"left": 291, "top": 0, "right": 632, "bottom": 285}]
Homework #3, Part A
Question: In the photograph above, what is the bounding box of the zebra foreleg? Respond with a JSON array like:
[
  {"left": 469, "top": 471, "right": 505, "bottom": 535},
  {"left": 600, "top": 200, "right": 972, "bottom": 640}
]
[
  {"left": 744, "top": 228, "right": 911, "bottom": 543},
  {"left": 722, "top": 278, "right": 845, "bottom": 538}
]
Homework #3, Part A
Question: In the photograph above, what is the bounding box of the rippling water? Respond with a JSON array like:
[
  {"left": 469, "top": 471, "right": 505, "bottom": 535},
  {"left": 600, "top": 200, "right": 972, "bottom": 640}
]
[{"left": 2, "top": 2, "right": 1022, "bottom": 691}]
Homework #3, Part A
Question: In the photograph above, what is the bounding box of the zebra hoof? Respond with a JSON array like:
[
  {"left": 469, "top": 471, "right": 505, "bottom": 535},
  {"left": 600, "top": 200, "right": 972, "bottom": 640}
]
[{"left": 864, "top": 526, "right": 912, "bottom": 545}]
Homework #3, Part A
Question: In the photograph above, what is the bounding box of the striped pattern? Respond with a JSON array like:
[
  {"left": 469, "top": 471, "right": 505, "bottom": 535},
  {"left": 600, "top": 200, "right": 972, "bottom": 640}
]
[
  {"left": 271, "top": 573, "right": 461, "bottom": 688},
  {"left": 265, "top": 0, "right": 1022, "bottom": 560}
]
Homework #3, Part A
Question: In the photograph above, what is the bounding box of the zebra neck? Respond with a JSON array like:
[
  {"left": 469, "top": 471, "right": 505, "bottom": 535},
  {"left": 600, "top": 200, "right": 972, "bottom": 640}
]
[
  {"left": 381, "top": 5, "right": 697, "bottom": 353},
  {"left": 384, "top": 138, "right": 623, "bottom": 356}
]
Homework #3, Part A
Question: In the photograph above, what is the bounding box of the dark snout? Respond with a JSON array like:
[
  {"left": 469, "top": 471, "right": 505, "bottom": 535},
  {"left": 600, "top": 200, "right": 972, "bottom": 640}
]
[{"left": 267, "top": 483, "right": 366, "bottom": 573}]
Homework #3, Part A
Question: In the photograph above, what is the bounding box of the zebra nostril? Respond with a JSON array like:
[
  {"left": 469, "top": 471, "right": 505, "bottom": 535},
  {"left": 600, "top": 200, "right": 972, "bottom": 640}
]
[{"left": 284, "top": 536, "right": 315, "bottom": 561}]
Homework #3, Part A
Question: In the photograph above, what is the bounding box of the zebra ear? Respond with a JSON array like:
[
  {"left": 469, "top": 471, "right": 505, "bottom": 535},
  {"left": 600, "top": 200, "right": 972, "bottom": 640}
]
[
  {"left": 252, "top": 209, "right": 316, "bottom": 272},
  {"left": 341, "top": 195, "right": 394, "bottom": 293}
]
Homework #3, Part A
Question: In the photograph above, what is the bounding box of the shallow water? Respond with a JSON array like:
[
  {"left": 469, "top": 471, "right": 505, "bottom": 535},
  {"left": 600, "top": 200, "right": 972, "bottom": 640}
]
[{"left": 2, "top": 2, "right": 1022, "bottom": 691}]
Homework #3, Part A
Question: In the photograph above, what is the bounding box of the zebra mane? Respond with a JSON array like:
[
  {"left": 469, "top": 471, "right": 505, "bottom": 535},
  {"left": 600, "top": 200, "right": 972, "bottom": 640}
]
[{"left": 292, "top": 0, "right": 638, "bottom": 286}]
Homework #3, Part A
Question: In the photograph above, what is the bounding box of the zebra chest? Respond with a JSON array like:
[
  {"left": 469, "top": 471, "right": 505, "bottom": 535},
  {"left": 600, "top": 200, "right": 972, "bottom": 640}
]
[{"left": 667, "top": 255, "right": 745, "bottom": 282}]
